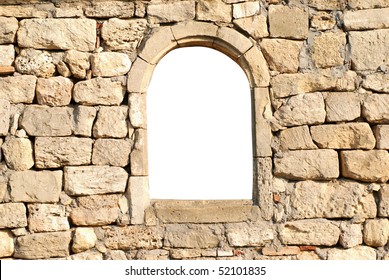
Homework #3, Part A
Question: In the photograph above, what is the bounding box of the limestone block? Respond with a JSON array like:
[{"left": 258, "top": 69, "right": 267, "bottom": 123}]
[
  {"left": 69, "top": 194, "right": 121, "bottom": 226},
  {"left": 68, "top": 251, "right": 103, "bottom": 260},
  {"left": 35, "top": 137, "right": 93, "bottom": 168},
  {"left": 327, "top": 246, "right": 376, "bottom": 260},
  {"left": 73, "top": 106, "right": 97, "bottom": 137},
  {"left": 130, "top": 129, "right": 148, "bottom": 176},
  {"left": 28, "top": 204, "right": 69, "bottom": 233},
  {"left": 310, "top": 123, "right": 376, "bottom": 149},
  {"left": 93, "top": 106, "right": 128, "bottom": 138},
  {"left": 196, "top": 0, "right": 232, "bottom": 22},
  {"left": 2, "top": 137, "right": 34, "bottom": 171},
  {"left": 63, "top": 50, "right": 90, "bottom": 79},
  {"left": 349, "top": 30, "right": 389, "bottom": 71},
  {"left": 21, "top": 105, "right": 73, "bottom": 136},
  {"left": 374, "top": 125, "right": 389, "bottom": 149},
  {"left": 0, "top": 230, "right": 14, "bottom": 258},
  {"left": 260, "top": 39, "right": 302, "bottom": 73},
  {"left": 325, "top": 92, "right": 361, "bottom": 122},
  {"left": 101, "top": 18, "right": 147, "bottom": 52},
  {"left": 85, "top": 1, "right": 134, "bottom": 18},
  {"left": 0, "top": 45, "right": 14, "bottom": 66},
  {"left": 344, "top": 8, "right": 389, "bottom": 31},
  {"left": 348, "top": 0, "right": 389, "bottom": 9},
  {"left": 0, "top": 3, "right": 53, "bottom": 18},
  {"left": 91, "top": 52, "right": 132, "bottom": 77},
  {"left": 147, "top": 1, "right": 195, "bottom": 23},
  {"left": 0, "top": 75, "right": 37, "bottom": 104},
  {"left": 73, "top": 78, "right": 126, "bottom": 106},
  {"left": 57, "top": 61, "right": 71, "bottom": 77},
  {"left": 129, "top": 93, "right": 146, "bottom": 128},
  {"left": 233, "top": 15, "right": 269, "bottom": 39},
  {"left": 15, "top": 49, "right": 55, "bottom": 78},
  {"left": 104, "top": 226, "right": 163, "bottom": 250},
  {"left": 72, "top": 227, "right": 97, "bottom": 253},
  {"left": 363, "top": 94, "right": 389, "bottom": 123},
  {"left": 297, "top": 252, "right": 321, "bottom": 260},
  {"left": 341, "top": 150, "right": 389, "bottom": 182},
  {"left": 18, "top": 19, "right": 96, "bottom": 51},
  {"left": 0, "top": 17, "right": 18, "bottom": 44},
  {"left": 217, "top": 27, "right": 253, "bottom": 56},
  {"left": 92, "top": 139, "right": 132, "bottom": 167},
  {"left": 308, "top": 0, "right": 344, "bottom": 10},
  {"left": 271, "top": 70, "right": 357, "bottom": 98},
  {"left": 171, "top": 249, "right": 202, "bottom": 259},
  {"left": 14, "top": 231, "right": 72, "bottom": 259},
  {"left": 274, "top": 93, "right": 326, "bottom": 127},
  {"left": 363, "top": 219, "right": 389, "bottom": 247},
  {"left": 9, "top": 170, "right": 62, "bottom": 203},
  {"left": 379, "top": 186, "right": 389, "bottom": 217},
  {"left": 311, "top": 12, "right": 336, "bottom": 31},
  {"left": 312, "top": 32, "right": 346, "bottom": 68},
  {"left": 253, "top": 88, "right": 272, "bottom": 157},
  {"left": 127, "top": 58, "right": 154, "bottom": 93},
  {"left": 36, "top": 77, "right": 73, "bottom": 106},
  {"left": 53, "top": 4, "right": 84, "bottom": 18},
  {"left": 233, "top": 2, "right": 260, "bottom": 19},
  {"left": 127, "top": 176, "right": 149, "bottom": 225},
  {"left": 339, "top": 222, "right": 363, "bottom": 248},
  {"left": 104, "top": 250, "right": 127, "bottom": 260},
  {"left": 64, "top": 166, "right": 128, "bottom": 196},
  {"left": 0, "top": 99, "right": 10, "bottom": 136},
  {"left": 0, "top": 203, "right": 27, "bottom": 229},
  {"left": 279, "top": 126, "right": 317, "bottom": 150},
  {"left": 269, "top": 5, "right": 308, "bottom": 39},
  {"left": 364, "top": 73, "right": 389, "bottom": 93},
  {"left": 239, "top": 45, "right": 270, "bottom": 87},
  {"left": 225, "top": 222, "right": 274, "bottom": 247}
]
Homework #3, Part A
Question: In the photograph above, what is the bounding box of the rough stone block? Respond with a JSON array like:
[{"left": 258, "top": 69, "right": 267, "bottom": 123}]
[
  {"left": 278, "top": 126, "right": 317, "bottom": 150},
  {"left": 225, "top": 222, "right": 274, "bottom": 247},
  {"left": 93, "top": 106, "right": 128, "bottom": 138},
  {"left": 344, "top": 8, "right": 389, "bottom": 31},
  {"left": 196, "top": 0, "right": 232, "bottom": 22},
  {"left": 308, "top": 0, "right": 344, "bottom": 10},
  {"left": 129, "top": 93, "right": 146, "bottom": 128},
  {"left": 147, "top": 1, "right": 195, "bottom": 23},
  {"left": 91, "top": 52, "right": 132, "bottom": 77},
  {"left": 0, "top": 99, "right": 10, "bottom": 136},
  {"left": 63, "top": 50, "right": 90, "bottom": 79},
  {"left": 363, "top": 94, "right": 389, "bottom": 123},
  {"left": 72, "top": 227, "right": 97, "bottom": 253},
  {"left": 92, "top": 139, "right": 132, "bottom": 167},
  {"left": 36, "top": 77, "right": 73, "bottom": 106},
  {"left": 325, "top": 92, "right": 361, "bottom": 122},
  {"left": 339, "top": 222, "right": 363, "bottom": 248},
  {"left": 130, "top": 129, "right": 148, "bottom": 176},
  {"left": 73, "top": 106, "right": 97, "bottom": 137},
  {"left": 364, "top": 73, "right": 389, "bottom": 93},
  {"left": 327, "top": 246, "right": 376, "bottom": 260},
  {"left": 363, "top": 219, "right": 389, "bottom": 247},
  {"left": 127, "top": 176, "right": 149, "bottom": 225},
  {"left": 312, "top": 32, "right": 346, "bottom": 68},
  {"left": 239, "top": 44, "right": 270, "bottom": 87},
  {"left": 15, "top": 49, "right": 55, "bottom": 78},
  {"left": 0, "top": 230, "right": 14, "bottom": 258},
  {"left": 233, "top": 15, "right": 269, "bottom": 39},
  {"left": 85, "top": 1, "right": 134, "bottom": 18},
  {"left": 171, "top": 249, "right": 202, "bottom": 259},
  {"left": 269, "top": 5, "right": 308, "bottom": 39},
  {"left": 127, "top": 58, "right": 154, "bottom": 93},
  {"left": 379, "top": 186, "right": 389, "bottom": 217},
  {"left": 0, "top": 45, "right": 14, "bottom": 66},
  {"left": 0, "top": 17, "right": 18, "bottom": 44},
  {"left": 28, "top": 204, "right": 69, "bottom": 233},
  {"left": 373, "top": 125, "right": 389, "bottom": 149},
  {"left": 348, "top": 0, "right": 389, "bottom": 9},
  {"left": 0, "top": 3, "right": 53, "bottom": 18},
  {"left": 311, "top": 12, "right": 336, "bottom": 31},
  {"left": 0, "top": 75, "right": 37, "bottom": 104},
  {"left": 0, "top": 203, "right": 27, "bottom": 229},
  {"left": 2, "top": 137, "right": 34, "bottom": 171},
  {"left": 233, "top": 2, "right": 260, "bottom": 19},
  {"left": 67, "top": 251, "right": 103, "bottom": 260},
  {"left": 217, "top": 26, "right": 253, "bottom": 56}
]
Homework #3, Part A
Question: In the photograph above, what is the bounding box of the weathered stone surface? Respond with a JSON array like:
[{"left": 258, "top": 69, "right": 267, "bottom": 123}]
[
  {"left": 225, "top": 222, "right": 274, "bottom": 247},
  {"left": 325, "top": 92, "right": 361, "bottom": 122},
  {"left": 0, "top": 45, "right": 14, "bottom": 66},
  {"left": 344, "top": 8, "right": 389, "bottom": 31},
  {"left": 0, "top": 203, "right": 27, "bottom": 229},
  {"left": 105, "top": 226, "right": 163, "bottom": 250},
  {"left": 136, "top": 249, "right": 169, "bottom": 260},
  {"left": 312, "top": 32, "right": 346, "bottom": 68},
  {"left": 14, "top": 231, "right": 72, "bottom": 259},
  {"left": 289, "top": 180, "right": 376, "bottom": 219},
  {"left": 69, "top": 194, "right": 121, "bottom": 226},
  {"left": 309, "top": 0, "right": 344, "bottom": 10},
  {"left": 233, "top": 15, "right": 269, "bottom": 39},
  {"left": 0, "top": 17, "right": 18, "bottom": 44},
  {"left": 171, "top": 249, "right": 202, "bottom": 259},
  {"left": 310, "top": 123, "right": 376, "bottom": 149},
  {"left": 339, "top": 222, "right": 363, "bottom": 248},
  {"left": 21, "top": 106, "right": 73, "bottom": 136},
  {"left": 363, "top": 94, "right": 389, "bottom": 123},
  {"left": 279, "top": 126, "right": 317, "bottom": 150},
  {"left": 0, "top": 3, "right": 53, "bottom": 18},
  {"left": 73, "top": 78, "right": 126, "bottom": 106},
  {"left": 104, "top": 250, "right": 127, "bottom": 260},
  {"left": 72, "top": 227, "right": 97, "bottom": 253},
  {"left": 91, "top": 52, "right": 131, "bottom": 77},
  {"left": 93, "top": 106, "right": 128, "bottom": 138},
  {"left": 233, "top": 2, "right": 260, "bottom": 19},
  {"left": 53, "top": 4, "right": 84, "bottom": 18},
  {"left": 274, "top": 93, "right": 326, "bottom": 127},
  {"left": 126, "top": 58, "right": 154, "bottom": 93},
  {"left": 0, "top": 99, "right": 10, "bottom": 136},
  {"left": 130, "top": 129, "right": 148, "bottom": 176},
  {"left": 271, "top": 70, "right": 357, "bottom": 98},
  {"left": 28, "top": 204, "right": 69, "bottom": 233},
  {"left": 363, "top": 219, "right": 389, "bottom": 247},
  {"left": 262, "top": 246, "right": 300, "bottom": 256},
  {"left": 128, "top": 93, "right": 146, "bottom": 128},
  {"left": 260, "top": 39, "right": 302, "bottom": 73},
  {"left": 196, "top": 0, "right": 232, "bottom": 22},
  {"left": 127, "top": 177, "right": 149, "bottom": 225},
  {"left": 349, "top": 30, "right": 389, "bottom": 71},
  {"left": 63, "top": 50, "right": 90, "bottom": 79},
  {"left": 68, "top": 251, "right": 103, "bottom": 260},
  {"left": 327, "top": 246, "right": 377, "bottom": 260},
  {"left": 341, "top": 150, "right": 389, "bottom": 183},
  {"left": 15, "top": 49, "right": 55, "bottom": 78},
  {"left": 92, "top": 139, "right": 132, "bottom": 167},
  {"left": 379, "top": 186, "right": 389, "bottom": 217},
  {"left": 0, "top": 75, "right": 37, "bottom": 104},
  {"left": 35, "top": 137, "right": 93, "bottom": 168},
  {"left": 269, "top": 5, "right": 308, "bottom": 39},
  {"left": 101, "top": 18, "right": 147, "bottom": 51},
  {"left": 348, "top": 0, "right": 389, "bottom": 9},
  {"left": 239, "top": 44, "right": 270, "bottom": 87},
  {"left": 64, "top": 166, "right": 128, "bottom": 196},
  {"left": 364, "top": 73, "right": 389, "bottom": 93},
  {"left": 18, "top": 19, "right": 96, "bottom": 51},
  {"left": 2, "top": 137, "right": 34, "bottom": 171},
  {"left": 147, "top": 1, "right": 195, "bottom": 23},
  {"left": 85, "top": 1, "right": 134, "bottom": 18},
  {"left": 73, "top": 106, "right": 97, "bottom": 137},
  {"left": 36, "top": 77, "right": 73, "bottom": 106},
  {"left": 217, "top": 26, "right": 253, "bottom": 56},
  {"left": 0, "top": 230, "right": 14, "bottom": 258},
  {"left": 9, "top": 170, "right": 62, "bottom": 203},
  {"left": 311, "top": 12, "right": 336, "bottom": 31}
]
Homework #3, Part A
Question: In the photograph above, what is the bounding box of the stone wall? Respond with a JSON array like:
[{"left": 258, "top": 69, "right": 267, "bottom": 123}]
[{"left": 1, "top": 0, "right": 389, "bottom": 260}]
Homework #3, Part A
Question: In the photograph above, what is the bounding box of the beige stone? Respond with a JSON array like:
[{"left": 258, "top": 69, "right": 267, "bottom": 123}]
[
  {"left": 36, "top": 77, "right": 73, "bottom": 106},
  {"left": 261, "top": 39, "right": 302, "bottom": 73},
  {"left": 344, "top": 8, "right": 389, "bottom": 31},
  {"left": 0, "top": 75, "right": 37, "bottom": 104},
  {"left": 53, "top": 4, "right": 84, "bottom": 18},
  {"left": 309, "top": 0, "right": 344, "bottom": 10},
  {"left": 349, "top": 30, "right": 389, "bottom": 71},
  {"left": 363, "top": 94, "right": 389, "bottom": 123},
  {"left": 375, "top": 125, "right": 389, "bottom": 149},
  {"left": 0, "top": 45, "right": 14, "bottom": 66},
  {"left": 63, "top": 50, "right": 90, "bottom": 79},
  {"left": 0, "top": 99, "right": 10, "bottom": 136},
  {"left": 9, "top": 170, "right": 62, "bottom": 203},
  {"left": 127, "top": 177, "right": 149, "bottom": 225},
  {"left": 93, "top": 106, "right": 128, "bottom": 138},
  {"left": 104, "top": 250, "right": 127, "bottom": 260},
  {"left": 363, "top": 219, "right": 389, "bottom": 247},
  {"left": 253, "top": 88, "right": 272, "bottom": 157},
  {"left": 196, "top": 0, "right": 232, "bottom": 22},
  {"left": 68, "top": 251, "right": 103, "bottom": 260},
  {"left": 91, "top": 52, "right": 131, "bottom": 77},
  {"left": 269, "top": 5, "right": 308, "bottom": 39},
  {"left": 73, "top": 106, "right": 97, "bottom": 137},
  {"left": 327, "top": 246, "right": 376, "bottom": 260},
  {"left": 279, "top": 126, "right": 317, "bottom": 150},
  {"left": 57, "top": 61, "right": 71, "bottom": 77},
  {"left": 0, "top": 203, "right": 27, "bottom": 229},
  {"left": 85, "top": 1, "right": 134, "bottom": 18},
  {"left": 130, "top": 129, "right": 148, "bottom": 176},
  {"left": 325, "top": 92, "right": 361, "bottom": 122},
  {"left": 147, "top": 1, "right": 195, "bottom": 23},
  {"left": 128, "top": 93, "right": 146, "bottom": 128},
  {"left": 348, "top": 0, "right": 389, "bottom": 9},
  {"left": 297, "top": 251, "right": 321, "bottom": 260},
  {"left": 0, "top": 3, "right": 53, "bottom": 18},
  {"left": 70, "top": 194, "right": 121, "bottom": 226},
  {"left": 217, "top": 26, "right": 253, "bottom": 56},
  {"left": 28, "top": 204, "right": 69, "bottom": 233},
  {"left": 379, "top": 186, "right": 389, "bottom": 217},
  {"left": 64, "top": 166, "right": 128, "bottom": 196},
  {"left": 14, "top": 231, "right": 72, "bottom": 259},
  {"left": 136, "top": 249, "right": 169, "bottom": 260},
  {"left": 21, "top": 105, "right": 73, "bottom": 136},
  {"left": 72, "top": 227, "right": 97, "bottom": 253},
  {"left": 341, "top": 150, "right": 389, "bottom": 183},
  {"left": 127, "top": 58, "right": 154, "bottom": 93},
  {"left": 15, "top": 49, "right": 55, "bottom": 78},
  {"left": 226, "top": 222, "right": 274, "bottom": 247},
  {"left": 2, "top": 137, "right": 34, "bottom": 171},
  {"left": 92, "top": 139, "right": 132, "bottom": 167},
  {"left": 0, "top": 230, "right": 14, "bottom": 258},
  {"left": 171, "top": 249, "right": 202, "bottom": 259},
  {"left": 35, "top": 137, "right": 93, "bottom": 168},
  {"left": 0, "top": 17, "right": 18, "bottom": 44},
  {"left": 239, "top": 45, "right": 270, "bottom": 87},
  {"left": 262, "top": 246, "right": 300, "bottom": 256},
  {"left": 364, "top": 73, "right": 389, "bottom": 93},
  {"left": 311, "top": 12, "right": 336, "bottom": 31},
  {"left": 233, "top": 15, "right": 269, "bottom": 39},
  {"left": 312, "top": 32, "right": 346, "bottom": 68},
  {"left": 339, "top": 222, "right": 363, "bottom": 248},
  {"left": 74, "top": 78, "right": 126, "bottom": 106},
  {"left": 233, "top": 2, "right": 260, "bottom": 19}
]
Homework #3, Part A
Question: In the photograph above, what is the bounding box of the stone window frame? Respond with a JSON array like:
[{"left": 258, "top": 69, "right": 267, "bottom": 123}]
[{"left": 127, "top": 21, "right": 273, "bottom": 224}]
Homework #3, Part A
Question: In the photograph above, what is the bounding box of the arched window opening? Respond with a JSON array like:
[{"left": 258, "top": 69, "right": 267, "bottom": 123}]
[{"left": 147, "top": 47, "right": 252, "bottom": 200}]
